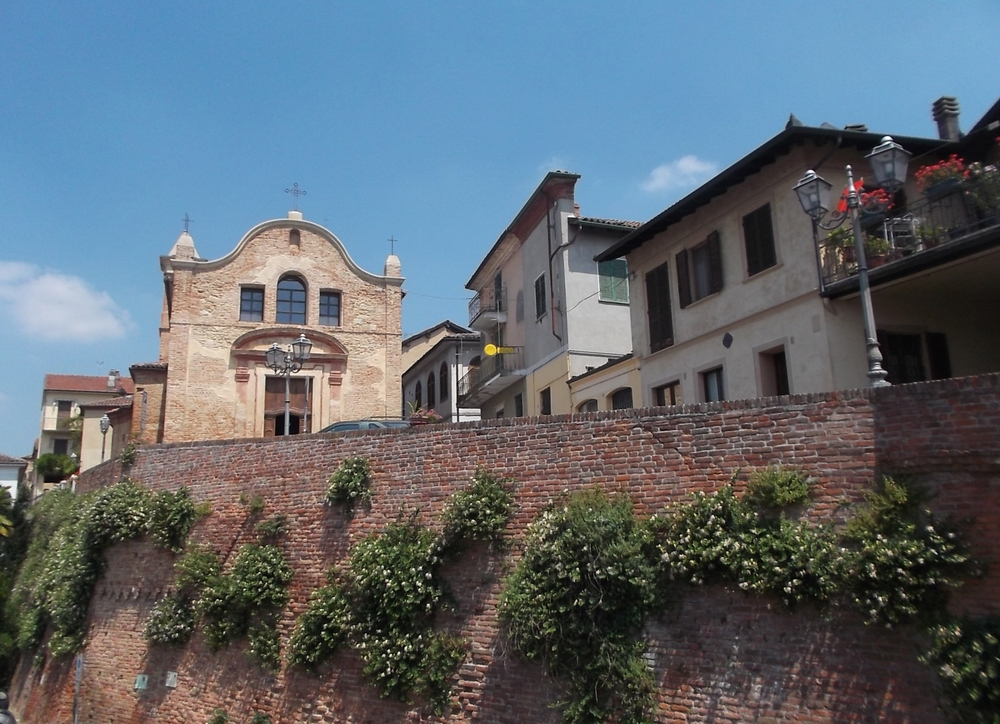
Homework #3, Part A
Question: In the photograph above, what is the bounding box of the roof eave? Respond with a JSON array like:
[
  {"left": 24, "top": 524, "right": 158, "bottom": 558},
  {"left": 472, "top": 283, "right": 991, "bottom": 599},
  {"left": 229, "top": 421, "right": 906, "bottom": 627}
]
[{"left": 596, "top": 126, "right": 950, "bottom": 262}]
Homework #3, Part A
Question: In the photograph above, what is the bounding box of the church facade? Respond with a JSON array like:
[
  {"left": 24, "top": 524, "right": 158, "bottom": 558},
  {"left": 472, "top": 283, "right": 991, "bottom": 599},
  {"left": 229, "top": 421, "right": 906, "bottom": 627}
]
[{"left": 155, "top": 210, "right": 404, "bottom": 443}]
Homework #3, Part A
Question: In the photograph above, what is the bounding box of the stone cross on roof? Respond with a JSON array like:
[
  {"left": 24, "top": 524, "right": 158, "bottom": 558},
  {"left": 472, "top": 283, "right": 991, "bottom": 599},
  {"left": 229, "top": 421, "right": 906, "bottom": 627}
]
[{"left": 285, "top": 183, "right": 307, "bottom": 211}]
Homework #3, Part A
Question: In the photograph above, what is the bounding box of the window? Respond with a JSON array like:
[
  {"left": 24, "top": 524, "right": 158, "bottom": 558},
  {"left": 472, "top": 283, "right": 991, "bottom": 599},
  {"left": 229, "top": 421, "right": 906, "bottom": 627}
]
[
  {"left": 439, "top": 363, "right": 449, "bottom": 401},
  {"left": 495, "top": 406, "right": 505, "bottom": 419},
  {"left": 878, "top": 331, "right": 926, "bottom": 384},
  {"left": 611, "top": 387, "right": 633, "bottom": 410},
  {"left": 53, "top": 438, "right": 69, "bottom": 455},
  {"left": 534, "top": 274, "right": 547, "bottom": 319},
  {"left": 743, "top": 204, "right": 777, "bottom": 276},
  {"left": 56, "top": 400, "right": 74, "bottom": 423},
  {"left": 759, "top": 348, "right": 790, "bottom": 397},
  {"left": 426, "top": 372, "right": 436, "bottom": 408},
  {"left": 289, "top": 229, "right": 301, "bottom": 246},
  {"left": 577, "top": 399, "right": 598, "bottom": 413},
  {"left": 877, "top": 331, "right": 951, "bottom": 384},
  {"left": 319, "top": 291, "right": 341, "bottom": 326},
  {"left": 414, "top": 381, "right": 422, "bottom": 411},
  {"left": 539, "top": 387, "right": 552, "bottom": 415},
  {"left": 513, "top": 393, "right": 523, "bottom": 417},
  {"left": 677, "top": 231, "right": 722, "bottom": 307},
  {"left": 276, "top": 275, "right": 307, "bottom": 324},
  {"left": 654, "top": 381, "right": 682, "bottom": 407},
  {"left": 645, "top": 261, "right": 674, "bottom": 352},
  {"left": 240, "top": 287, "right": 264, "bottom": 322},
  {"left": 702, "top": 367, "right": 725, "bottom": 402},
  {"left": 598, "top": 259, "right": 629, "bottom": 303}
]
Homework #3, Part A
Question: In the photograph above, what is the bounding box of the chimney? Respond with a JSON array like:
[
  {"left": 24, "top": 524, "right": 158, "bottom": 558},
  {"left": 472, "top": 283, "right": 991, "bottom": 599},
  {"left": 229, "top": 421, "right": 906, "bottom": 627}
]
[
  {"left": 108, "top": 369, "right": 120, "bottom": 391},
  {"left": 932, "top": 96, "right": 961, "bottom": 141}
]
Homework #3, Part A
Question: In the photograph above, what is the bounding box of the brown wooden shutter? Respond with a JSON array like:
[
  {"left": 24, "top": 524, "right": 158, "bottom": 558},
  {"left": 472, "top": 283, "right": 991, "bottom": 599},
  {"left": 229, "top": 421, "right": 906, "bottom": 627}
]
[
  {"left": 675, "top": 249, "right": 691, "bottom": 309},
  {"left": 645, "top": 261, "right": 674, "bottom": 352},
  {"left": 708, "top": 230, "right": 723, "bottom": 293}
]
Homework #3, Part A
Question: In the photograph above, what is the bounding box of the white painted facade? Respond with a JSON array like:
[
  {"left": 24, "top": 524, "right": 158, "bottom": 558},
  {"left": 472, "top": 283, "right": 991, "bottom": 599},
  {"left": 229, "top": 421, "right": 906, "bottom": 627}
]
[{"left": 463, "top": 172, "right": 637, "bottom": 417}]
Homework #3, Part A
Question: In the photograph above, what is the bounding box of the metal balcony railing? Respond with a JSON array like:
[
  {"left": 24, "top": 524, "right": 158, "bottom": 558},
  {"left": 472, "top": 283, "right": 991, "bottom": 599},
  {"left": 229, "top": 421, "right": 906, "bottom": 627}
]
[
  {"left": 468, "top": 284, "right": 506, "bottom": 326},
  {"left": 817, "top": 173, "right": 1000, "bottom": 288},
  {"left": 457, "top": 346, "right": 525, "bottom": 399}
]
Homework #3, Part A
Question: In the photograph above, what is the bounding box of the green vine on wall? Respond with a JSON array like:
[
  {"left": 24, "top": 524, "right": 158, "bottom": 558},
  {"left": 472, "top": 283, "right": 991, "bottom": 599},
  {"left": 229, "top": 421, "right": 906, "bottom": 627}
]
[
  {"left": 325, "top": 456, "right": 373, "bottom": 514},
  {"left": 500, "top": 470, "right": 985, "bottom": 723},
  {"left": 288, "top": 468, "right": 514, "bottom": 714},
  {"left": 10, "top": 480, "right": 208, "bottom": 657}
]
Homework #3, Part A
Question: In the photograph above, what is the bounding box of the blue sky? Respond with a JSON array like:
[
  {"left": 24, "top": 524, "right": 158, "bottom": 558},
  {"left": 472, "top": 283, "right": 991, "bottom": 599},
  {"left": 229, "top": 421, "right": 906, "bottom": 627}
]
[{"left": 1, "top": 1, "right": 998, "bottom": 456}]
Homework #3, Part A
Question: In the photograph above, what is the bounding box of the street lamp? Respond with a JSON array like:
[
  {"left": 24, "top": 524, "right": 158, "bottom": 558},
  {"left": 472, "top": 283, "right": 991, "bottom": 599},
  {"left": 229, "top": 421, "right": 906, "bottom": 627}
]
[
  {"left": 99, "top": 414, "right": 111, "bottom": 462},
  {"left": 793, "top": 136, "right": 911, "bottom": 388},
  {"left": 265, "top": 333, "right": 313, "bottom": 436}
]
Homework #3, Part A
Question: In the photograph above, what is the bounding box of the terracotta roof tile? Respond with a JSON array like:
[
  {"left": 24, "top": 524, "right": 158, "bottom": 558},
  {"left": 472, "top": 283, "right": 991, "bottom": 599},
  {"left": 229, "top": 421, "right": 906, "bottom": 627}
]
[
  {"left": 79, "top": 395, "right": 134, "bottom": 410},
  {"left": 43, "top": 374, "right": 135, "bottom": 395},
  {"left": 129, "top": 361, "right": 167, "bottom": 370},
  {"left": 0, "top": 453, "right": 28, "bottom": 466},
  {"left": 573, "top": 216, "right": 642, "bottom": 229}
]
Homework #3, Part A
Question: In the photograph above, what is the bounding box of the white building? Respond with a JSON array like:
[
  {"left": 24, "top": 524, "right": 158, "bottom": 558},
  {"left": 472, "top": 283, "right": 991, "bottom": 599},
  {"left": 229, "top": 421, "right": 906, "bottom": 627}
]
[{"left": 461, "top": 171, "right": 639, "bottom": 418}]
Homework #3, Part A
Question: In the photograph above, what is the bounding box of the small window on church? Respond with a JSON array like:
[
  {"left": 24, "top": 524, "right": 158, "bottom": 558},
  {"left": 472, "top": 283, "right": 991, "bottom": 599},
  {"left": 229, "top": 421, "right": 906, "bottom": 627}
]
[
  {"left": 289, "top": 229, "right": 301, "bottom": 246},
  {"left": 240, "top": 287, "right": 264, "bottom": 322},
  {"left": 320, "top": 291, "right": 341, "bottom": 326},
  {"left": 276, "top": 275, "right": 307, "bottom": 324}
]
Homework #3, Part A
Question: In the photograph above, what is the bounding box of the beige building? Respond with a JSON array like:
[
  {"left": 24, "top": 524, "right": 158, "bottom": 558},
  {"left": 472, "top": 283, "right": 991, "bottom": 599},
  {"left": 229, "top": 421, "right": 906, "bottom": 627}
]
[
  {"left": 155, "top": 210, "right": 404, "bottom": 442},
  {"left": 33, "top": 372, "right": 134, "bottom": 495},
  {"left": 461, "top": 171, "right": 638, "bottom": 418},
  {"left": 596, "top": 96, "right": 1000, "bottom": 405},
  {"left": 402, "top": 321, "right": 482, "bottom": 423}
]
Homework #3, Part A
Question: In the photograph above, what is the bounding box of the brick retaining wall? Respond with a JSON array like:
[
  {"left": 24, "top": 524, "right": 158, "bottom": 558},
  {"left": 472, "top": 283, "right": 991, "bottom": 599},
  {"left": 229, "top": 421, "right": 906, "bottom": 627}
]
[{"left": 10, "top": 375, "right": 1000, "bottom": 723}]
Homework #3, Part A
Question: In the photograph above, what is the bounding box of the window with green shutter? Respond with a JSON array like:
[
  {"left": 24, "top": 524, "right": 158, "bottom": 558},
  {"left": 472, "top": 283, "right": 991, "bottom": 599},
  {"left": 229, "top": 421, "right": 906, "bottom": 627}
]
[{"left": 598, "top": 259, "right": 629, "bottom": 303}]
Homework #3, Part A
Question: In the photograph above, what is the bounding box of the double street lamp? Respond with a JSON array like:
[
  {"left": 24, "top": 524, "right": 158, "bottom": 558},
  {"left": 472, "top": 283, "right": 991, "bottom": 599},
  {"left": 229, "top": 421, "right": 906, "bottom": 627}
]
[
  {"left": 793, "top": 136, "right": 912, "bottom": 387},
  {"left": 265, "top": 333, "right": 313, "bottom": 436}
]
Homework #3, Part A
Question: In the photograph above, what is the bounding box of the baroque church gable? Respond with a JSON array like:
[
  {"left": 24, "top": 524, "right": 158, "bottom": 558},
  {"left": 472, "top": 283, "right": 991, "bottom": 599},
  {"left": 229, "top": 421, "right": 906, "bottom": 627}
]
[{"left": 156, "top": 211, "right": 403, "bottom": 443}]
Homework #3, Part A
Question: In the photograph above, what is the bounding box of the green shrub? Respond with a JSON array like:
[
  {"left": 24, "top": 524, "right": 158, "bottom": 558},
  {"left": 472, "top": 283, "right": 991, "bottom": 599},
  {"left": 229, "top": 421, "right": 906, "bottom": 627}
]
[
  {"left": 148, "top": 487, "right": 202, "bottom": 552},
  {"left": 922, "top": 617, "right": 1000, "bottom": 724},
  {"left": 206, "top": 709, "right": 229, "bottom": 724},
  {"left": 743, "top": 466, "right": 811, "bottom": 510},
  {"left": 287, "top": 574, "right": 350, "bottom": 670},
  {"left": 442, "top": 469, "right": 514, "bottom": 544},
  {"left": 255, "top": 514, "right": 289, "bottom": 541},
  {"left": 196, "top": 544, "right": 292, "bottom": 665},
  {"left": 325, "top": 457, "right": 373, "bottom": 513},
  {"left": 500, "top": 489, "right": 660, "bottom": 724},
  {"left": 144, "top": 592, "right": 196, "bottom": 646},
  {"left": 843, "top": 478, "right": 975, "bottom": 626}
]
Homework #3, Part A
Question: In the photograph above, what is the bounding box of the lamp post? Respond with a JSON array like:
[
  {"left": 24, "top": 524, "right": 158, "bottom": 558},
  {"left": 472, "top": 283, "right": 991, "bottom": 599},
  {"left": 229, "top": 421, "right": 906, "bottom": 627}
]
[
  {"left": 265, "top": 333, "right": 313, "bottom": 435},
  {"left": 793, "top": 136, "right": 911, "bottom": 388},
  {"left": 99, "top": 414, "right": 111, "bottom": 462}
]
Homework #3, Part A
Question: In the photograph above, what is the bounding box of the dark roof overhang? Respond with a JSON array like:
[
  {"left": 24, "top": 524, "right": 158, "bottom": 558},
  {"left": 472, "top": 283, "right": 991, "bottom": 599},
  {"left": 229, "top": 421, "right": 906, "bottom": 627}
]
[{"left": 596, "top": 126, "right": 950, "bottom": 262}]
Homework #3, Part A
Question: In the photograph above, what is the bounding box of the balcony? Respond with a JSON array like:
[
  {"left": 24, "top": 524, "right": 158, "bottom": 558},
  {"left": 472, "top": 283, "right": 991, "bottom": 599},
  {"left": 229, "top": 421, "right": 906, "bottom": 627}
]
[
  {"left": 457, "top": 346, "right": 525, "bottom": 406},
  {"left": 468, "top": 285, "right": 507, "bottom": 331},
  {"left": 818, "top": 174, "right": 1000, "bottom": 296}
]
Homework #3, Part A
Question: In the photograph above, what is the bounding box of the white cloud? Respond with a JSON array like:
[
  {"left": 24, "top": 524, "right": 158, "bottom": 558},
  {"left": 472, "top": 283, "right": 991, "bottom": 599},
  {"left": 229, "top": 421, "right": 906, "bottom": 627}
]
[
  {"left": 641, "top": 155, "right": 719, "bottom": 193},
  {"left": 0, "top": 262, "right": 130, "bottom": 341}
]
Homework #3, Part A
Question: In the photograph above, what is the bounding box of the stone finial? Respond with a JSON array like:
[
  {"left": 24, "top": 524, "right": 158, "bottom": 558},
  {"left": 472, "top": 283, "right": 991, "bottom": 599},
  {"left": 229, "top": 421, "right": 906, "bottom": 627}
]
[
  {"left": 384, "top": 254, "right": 401, "bottom": 277},
  {"left": 932, "top": 96, "right": 961, "bottom": 141},
  {"left": 168, "top": 230, "right": 200, "bottom": 260}
]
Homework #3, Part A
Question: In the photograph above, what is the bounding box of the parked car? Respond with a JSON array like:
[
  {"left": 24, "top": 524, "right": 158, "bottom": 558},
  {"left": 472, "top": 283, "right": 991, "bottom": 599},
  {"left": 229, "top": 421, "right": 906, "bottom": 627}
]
[{"left": 319, "top": 419, "right": 410, "bottom": 433}]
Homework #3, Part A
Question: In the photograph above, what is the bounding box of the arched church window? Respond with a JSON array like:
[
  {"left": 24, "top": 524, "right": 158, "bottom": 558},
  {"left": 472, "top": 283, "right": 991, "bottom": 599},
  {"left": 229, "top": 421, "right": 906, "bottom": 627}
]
[
  {"left": 276, "top": 275, "right": 307, "bottom": 324},
  {"left": 414, "top": 381, "right": 422, "bottom": 411},
  {"left": 439, "top": 362, "right": 448, "bottom": 401},
  {"left": 427, "top": 371, "right": 436, "bottom": 408}
]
